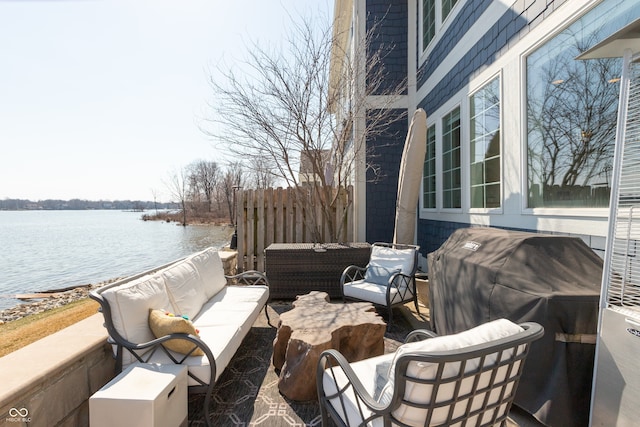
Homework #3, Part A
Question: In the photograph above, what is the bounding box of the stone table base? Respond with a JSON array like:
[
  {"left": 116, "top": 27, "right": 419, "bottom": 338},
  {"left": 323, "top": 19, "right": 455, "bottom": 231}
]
[{"left": 272, "top": 291, "right": 386, "bottom": 401}]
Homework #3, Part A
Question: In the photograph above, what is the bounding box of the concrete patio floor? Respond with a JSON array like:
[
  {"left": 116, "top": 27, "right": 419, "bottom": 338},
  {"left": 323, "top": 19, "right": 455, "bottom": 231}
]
[{"left": 398, "top": 300, "right": 546, "bottom": 427}]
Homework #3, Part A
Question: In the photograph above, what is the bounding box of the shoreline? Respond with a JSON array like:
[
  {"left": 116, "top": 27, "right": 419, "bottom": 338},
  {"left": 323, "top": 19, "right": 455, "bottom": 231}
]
[{"left": 0, "top": 278, "right": 119, "bottom": 324}]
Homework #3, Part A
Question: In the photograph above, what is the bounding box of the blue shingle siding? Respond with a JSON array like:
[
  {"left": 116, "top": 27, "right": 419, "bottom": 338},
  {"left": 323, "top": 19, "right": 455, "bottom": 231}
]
[
  {"left": 366, "top": 109, "right": 408, "bottom": 243},
  {"left": 418, "top": 0, "right": 559, "bottom": 114},
  {"left": 417, "top": 219, "right": 532, "bottom": 257},
  {"left": 417, "top": 0, "right": 493, "bottom": 88},
  {"left": 417, "top": 219, "right": 470, "bottom": 256},
  {"left": 367, "top": 0, "right": 408, "bottom": 95}
]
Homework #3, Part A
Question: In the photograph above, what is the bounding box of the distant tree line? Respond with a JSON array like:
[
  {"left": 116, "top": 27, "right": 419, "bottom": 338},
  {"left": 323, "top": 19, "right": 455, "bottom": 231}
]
[
  {"left": 0, "top": 199, "right": 178, "bottom": 211},
  {"left": 162, "top": 159, "right": 273, "bottom": 226}
]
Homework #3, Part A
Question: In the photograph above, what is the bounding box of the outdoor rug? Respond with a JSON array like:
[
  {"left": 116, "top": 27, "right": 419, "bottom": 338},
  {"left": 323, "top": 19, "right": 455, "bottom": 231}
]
[{"left": 187, "top": 301, "right": 411, "bottom": 427}]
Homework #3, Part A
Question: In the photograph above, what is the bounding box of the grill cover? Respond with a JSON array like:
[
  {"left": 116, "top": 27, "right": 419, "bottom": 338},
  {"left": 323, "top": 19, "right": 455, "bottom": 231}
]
[{"left": 427, "top": 227, "right": 602, "bottom": 427}]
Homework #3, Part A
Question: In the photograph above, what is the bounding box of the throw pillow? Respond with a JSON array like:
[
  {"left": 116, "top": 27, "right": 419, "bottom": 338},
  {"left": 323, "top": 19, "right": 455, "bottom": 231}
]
[
  {"left": 148, "top": 309, "right": 205, "bottom": 356},
  {"left": 364, "top": 265, "right": 400, "bottom": 286},
  {"left": 364, "top": 245, "right": 415, "bottom": 286}
]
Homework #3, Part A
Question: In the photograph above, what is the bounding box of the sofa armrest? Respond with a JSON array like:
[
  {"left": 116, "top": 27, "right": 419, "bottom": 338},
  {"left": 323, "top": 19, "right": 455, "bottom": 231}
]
[
  {"left": 226, "top": 270, "right": 269, "bottom": 287},
  {"left": 115, "top": 332, "right": 217, "bottom": 387}
]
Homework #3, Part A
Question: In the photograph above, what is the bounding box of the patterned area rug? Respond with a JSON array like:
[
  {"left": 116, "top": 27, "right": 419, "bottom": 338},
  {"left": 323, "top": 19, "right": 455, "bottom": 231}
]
[{"left": 187, "top": 301, "right": 411, "bottom": 427}]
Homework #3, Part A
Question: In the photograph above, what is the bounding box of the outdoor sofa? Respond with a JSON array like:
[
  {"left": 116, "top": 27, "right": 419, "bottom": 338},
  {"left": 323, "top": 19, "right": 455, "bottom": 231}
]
[{"left": 90, "top": 247, "right": 269, "bottom": 427}]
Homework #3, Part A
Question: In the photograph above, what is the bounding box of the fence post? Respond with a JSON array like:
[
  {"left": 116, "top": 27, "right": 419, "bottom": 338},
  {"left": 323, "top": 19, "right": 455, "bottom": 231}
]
[
  {"left": 236, "top": 189, "right": 245, "bottom": 272},
  {"left": 256, "top": 189, "right": 265, "bottom": 272},
  {"left": 246, "top": 189, "right": 255, "bottom": 271}
]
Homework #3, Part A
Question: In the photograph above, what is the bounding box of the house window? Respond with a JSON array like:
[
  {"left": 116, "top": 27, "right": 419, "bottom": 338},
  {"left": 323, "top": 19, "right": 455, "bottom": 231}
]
[
  {"left": 442, "top": 107, "right": 461, "bottom": 208},
  {"left": 421, "top": 0, "right": 459, "bottom": 52},
  {"left": 470, "top": 77, "right": 501, "bottom": 209},
  {"left": 526, "top": 0, "right": 640, "bottom": 208},
  {"left": 422, "top": 124, "right": 437, "bottom": 209},
  {"left": 442, "top": 0, "right": 458, "bottom": 21},
  {"left": 422, "top": 0, "right": 436, "bottom": 49}
]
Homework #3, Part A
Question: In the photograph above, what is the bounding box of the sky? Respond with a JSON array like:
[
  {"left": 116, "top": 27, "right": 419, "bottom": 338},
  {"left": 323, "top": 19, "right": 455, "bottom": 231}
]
[{"left": 0, "top": 0, "right": 332, "bottom": 203}]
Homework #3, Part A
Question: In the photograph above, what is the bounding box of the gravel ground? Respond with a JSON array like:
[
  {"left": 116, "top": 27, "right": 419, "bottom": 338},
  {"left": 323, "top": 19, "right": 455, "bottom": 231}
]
[{"left": 0, "top": 279, "right": 119, "bottom": 324}]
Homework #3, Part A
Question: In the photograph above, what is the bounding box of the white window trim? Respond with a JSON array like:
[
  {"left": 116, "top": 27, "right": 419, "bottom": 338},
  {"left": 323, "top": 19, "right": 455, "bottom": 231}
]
[
  {"left": 418, "top": 0, "right": 464, "bottom": 64},
  {"left": 440, "top": 102, "right": 465, "bottom": 213},
  {"left": 422, "top": 123, "right": 438, "bottom": 211},
  {"left": 519, "top": 0, "right": 612, "bottom": 217},
  {"left": 468, "top": 71, "right": 504, "bottom": 215}
]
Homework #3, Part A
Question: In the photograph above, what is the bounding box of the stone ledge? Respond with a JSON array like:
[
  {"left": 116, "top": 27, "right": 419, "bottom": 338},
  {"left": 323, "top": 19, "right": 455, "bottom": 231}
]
[{"left": 0, "top": 313, "right": 115, "bottom": 426}]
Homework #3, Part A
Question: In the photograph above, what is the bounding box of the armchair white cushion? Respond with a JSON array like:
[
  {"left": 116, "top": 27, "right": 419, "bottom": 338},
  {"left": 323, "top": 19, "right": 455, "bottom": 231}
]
[
  {"left": 363, "top": 245, "right": 415, "bottom": 285},
  {"left": 342, "top": 243, "right": 420, "bottom": 327},
  {"left": 318, "top": 319, "right": 544, "bottom": 427},
  {"left": 380, "top": 319, "right": 525, "bottom": 425}
]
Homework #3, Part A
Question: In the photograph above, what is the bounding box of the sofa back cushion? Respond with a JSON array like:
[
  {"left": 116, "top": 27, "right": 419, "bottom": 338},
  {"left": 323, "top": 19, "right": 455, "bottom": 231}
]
[
  {"left": 162, "top": 259, "right": 209, "bottom": 320},
  {"left": 189, "top": 248, "right": 227, "bottom": 299},
  {"left": 102, "top": 273, "right": 175, "bottom": 347}
]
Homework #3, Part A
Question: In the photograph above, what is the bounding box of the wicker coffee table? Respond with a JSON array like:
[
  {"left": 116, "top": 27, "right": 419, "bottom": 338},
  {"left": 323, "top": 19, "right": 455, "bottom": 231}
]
[{"left": 272, "top": 291, "right": 386, "bottom": 401}]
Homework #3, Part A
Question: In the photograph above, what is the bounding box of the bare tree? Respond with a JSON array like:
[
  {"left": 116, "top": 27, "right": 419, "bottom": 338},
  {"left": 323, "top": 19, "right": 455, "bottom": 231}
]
[
  {"left": 189, "top": 160, "right": 221, "bottom": 212},
  {"left": 165, "top": 168, "right": 189, "bottom": 226},
  {"left": 203, "top": 10, "right": 405, "bottom": 242},
  {"left": 248, "top": 152, "right": 278, "bottom": 189},
  {"left": 150, "top": 188, "right": 159, "bottom": 215},
  {"left": 218, "top": 161, "right": 245, "bottom": 224}
]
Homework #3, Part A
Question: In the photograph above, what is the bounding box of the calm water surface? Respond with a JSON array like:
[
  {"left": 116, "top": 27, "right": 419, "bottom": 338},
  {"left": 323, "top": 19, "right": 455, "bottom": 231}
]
[{"left": 0, "top": 210, "right": 233, "bottom": 310}]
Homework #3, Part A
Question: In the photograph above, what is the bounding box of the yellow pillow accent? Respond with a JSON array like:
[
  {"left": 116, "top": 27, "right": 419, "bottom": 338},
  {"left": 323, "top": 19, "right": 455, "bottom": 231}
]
[{"left": 148, "top": 309, "right": 204, "bottom": 356}]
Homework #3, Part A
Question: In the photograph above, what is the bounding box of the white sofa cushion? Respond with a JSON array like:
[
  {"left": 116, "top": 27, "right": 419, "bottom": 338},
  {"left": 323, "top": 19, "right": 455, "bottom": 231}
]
[
  {"left": 343, "top": 280, "right": 406, "bottom": 306},
  {"left": 162, "top": 259, "right": 209, "bottom": 320},
  {"left": 193, "top": 286, "right": 269, "bottom": 327},
  {"left": 126, "top": 324, "right": 241, "bottom": 385},
  {"left": 101, "top": 273, "right": 176, "bottom": 364},
  {"left": 380, "top": 319, "right": 524, "bottom": 426},
  {"left": 189, "top": 248, "right": 228, "bottom": 299},
  {"left": 364, "top": 245, "right": 415, "bottom": 286},
  {"left": 136, "top": 286, "right": 268, "bottom": 384}
]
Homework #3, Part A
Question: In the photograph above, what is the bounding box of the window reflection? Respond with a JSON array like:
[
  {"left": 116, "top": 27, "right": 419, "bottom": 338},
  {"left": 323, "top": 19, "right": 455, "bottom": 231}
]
[
  {"left": 443, "top": 107, "right": 461, "bottom": 208},
  {"left": 526, "top": 0, "right": 640, "bottom": 208},
  {"left": 423, "top": 0, "right": 435, "bottom": 49},
  {"left": 423, "top": 124, "right": 437, "bottom": 209},
  {"left": 470, "top": 77, "right": 500, "bottom": 208}
]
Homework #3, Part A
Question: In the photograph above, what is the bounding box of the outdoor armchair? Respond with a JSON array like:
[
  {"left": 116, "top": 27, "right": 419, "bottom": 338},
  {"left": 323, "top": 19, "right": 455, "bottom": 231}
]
[
  {"left": 317, "top": 319, "right": 544, "bottom": 427},
  {"left": 341, "top": 242, "right": 420, "bottom": 328}
]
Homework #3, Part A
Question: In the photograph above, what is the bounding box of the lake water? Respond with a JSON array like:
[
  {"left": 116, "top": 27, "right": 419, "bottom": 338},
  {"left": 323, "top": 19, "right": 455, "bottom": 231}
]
[{"left": 0, "top": 210, "right": 233, "bottom": 310}]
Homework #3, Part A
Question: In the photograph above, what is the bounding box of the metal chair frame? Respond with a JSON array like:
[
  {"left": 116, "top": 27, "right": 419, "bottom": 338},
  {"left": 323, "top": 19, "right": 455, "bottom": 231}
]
[
  {"left": 341, "top": 242, "right": 420, "bottom": 328},
  {"left": 317, "top": 322, "right": 544, "bottom": 427}
]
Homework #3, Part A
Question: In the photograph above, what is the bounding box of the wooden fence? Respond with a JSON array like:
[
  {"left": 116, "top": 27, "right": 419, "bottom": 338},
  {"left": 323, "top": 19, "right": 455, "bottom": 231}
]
[{"left": 235, "top": 185, "right": 355, "bottom": 271}]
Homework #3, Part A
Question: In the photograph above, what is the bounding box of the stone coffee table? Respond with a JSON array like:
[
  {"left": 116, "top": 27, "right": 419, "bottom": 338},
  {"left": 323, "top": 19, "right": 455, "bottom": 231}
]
[{"left": 272, "top": 291, "right": 386, "bottom": 401}]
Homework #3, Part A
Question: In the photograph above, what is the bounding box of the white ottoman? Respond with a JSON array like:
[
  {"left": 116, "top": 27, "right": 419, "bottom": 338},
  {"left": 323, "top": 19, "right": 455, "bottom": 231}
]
[{"left": 90, "top": 363, "right": 188, "bottom": 427}]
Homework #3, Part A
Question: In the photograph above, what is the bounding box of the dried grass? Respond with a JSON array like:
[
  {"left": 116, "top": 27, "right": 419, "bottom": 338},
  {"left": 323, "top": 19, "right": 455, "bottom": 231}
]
[{"left": 0, "top": 299, "right": 99, "bottom": 357}]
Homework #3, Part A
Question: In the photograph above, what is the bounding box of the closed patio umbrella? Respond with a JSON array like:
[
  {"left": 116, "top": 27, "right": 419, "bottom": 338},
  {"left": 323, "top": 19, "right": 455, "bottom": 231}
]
[{"left": 393, "top": 108, "right": 427, "bottom": 245}]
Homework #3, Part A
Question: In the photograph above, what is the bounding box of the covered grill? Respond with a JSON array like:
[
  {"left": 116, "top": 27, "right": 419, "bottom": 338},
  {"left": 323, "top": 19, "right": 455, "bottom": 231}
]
[{"left": 427, "top": 227, "right": 602, "bottom": 427}]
